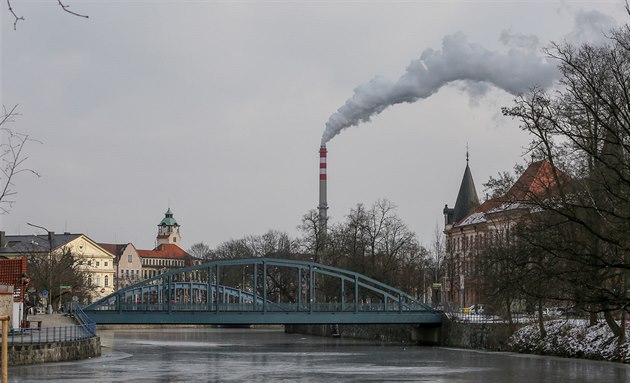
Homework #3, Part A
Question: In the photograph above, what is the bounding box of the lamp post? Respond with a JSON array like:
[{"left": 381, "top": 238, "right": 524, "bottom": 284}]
[
  {"left": 20, "top": 274, "right": 30, "bottom": 326},
  {"left": 27, "top": 222, "right": 54, "bottom": 314}
]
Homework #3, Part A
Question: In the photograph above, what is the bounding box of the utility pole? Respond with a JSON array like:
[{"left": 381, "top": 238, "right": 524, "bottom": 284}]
[{"left": 27, "top": 223, "right": 54, "bottom": 314}]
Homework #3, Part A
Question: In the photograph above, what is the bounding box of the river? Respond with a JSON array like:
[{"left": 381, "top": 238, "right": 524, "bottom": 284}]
[{"left": 8, "top": 328, "right": 630, "bottom": 382}]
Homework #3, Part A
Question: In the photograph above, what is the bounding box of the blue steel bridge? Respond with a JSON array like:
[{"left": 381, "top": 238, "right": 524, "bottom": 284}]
[{"left": 84, "top": 258, "right": 443, "bottom": 325}]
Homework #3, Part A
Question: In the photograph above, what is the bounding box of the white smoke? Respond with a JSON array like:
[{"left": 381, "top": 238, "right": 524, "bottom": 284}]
[
  {"left": 321, "top": 32, "right": 559, "bottom": 145},
  {"left": 499, "top": 30, "right": 540, "bottom": 53}
]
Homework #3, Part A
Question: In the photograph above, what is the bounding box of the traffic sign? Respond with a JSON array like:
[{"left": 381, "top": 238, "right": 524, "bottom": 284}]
[{"left": 42, "top": 290, "right": 48, "bottom": 298}]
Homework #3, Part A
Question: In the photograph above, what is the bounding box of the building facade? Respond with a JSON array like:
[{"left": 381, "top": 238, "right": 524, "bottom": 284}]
[
  {"left": 0, "top": 232, "right": 115, "bottom": 303},
  {"left": 99, "top": 243, "right": 143, "bottom": 289},
  {"left": 443, "top": 160, "right": 561, "bottom": 310}
]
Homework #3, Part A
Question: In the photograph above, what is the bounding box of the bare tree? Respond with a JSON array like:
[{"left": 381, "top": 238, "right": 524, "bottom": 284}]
[
  {"left": 502, "top": 7, "right": 630, "bottom": 341},
  {"left": 296, "top": 209, "right": 326, "bottom": 262},
  {"left": 0, "top": 105, "right": 40, "bottom": 214},
  {"left": 187, "top": 242, "right": 212, "bottom": 261},
  {"left": 7, "top": 0, "right": 88, "bottom": 30},
  {"left": 27, "top": 247, "right": 90, "bottom": 310}
]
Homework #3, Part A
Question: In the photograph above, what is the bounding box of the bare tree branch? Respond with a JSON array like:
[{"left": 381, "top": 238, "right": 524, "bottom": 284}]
[
  {"left": 5, "top": 0, "right": 24, "bottom": 31},
  {"left": 0, "top": 105, "right": 41, "bottom": 214},
  {"left": 57, "top": 0, "right": 88, "bottom": 19},
  {"left": 6, "top": 0, "right": 88, "bottom": 30}
]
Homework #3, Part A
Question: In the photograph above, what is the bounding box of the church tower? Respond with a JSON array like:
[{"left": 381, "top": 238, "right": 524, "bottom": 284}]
[
  {"left": 444, "top": 150, "right": 480, "bottom": 227},
  {"left": 156, "top": 208, "right": 181, "bottom": 246}
]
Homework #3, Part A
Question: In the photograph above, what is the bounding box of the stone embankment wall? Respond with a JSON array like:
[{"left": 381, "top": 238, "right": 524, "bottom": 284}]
[
  {"left": 440, "top": 321, "right": 518, "bottom": 351},
  {"left": 6, "top": 337, "right": 101, "bottom": 366},
  {"left": 286, "top": 321, "right": 517, "bottom": 351},
  {"left": 285, "top": 324, "right": 441, "bottom": 345}
]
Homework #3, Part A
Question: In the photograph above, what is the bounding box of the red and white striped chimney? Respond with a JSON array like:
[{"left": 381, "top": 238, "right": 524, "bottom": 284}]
[{"left": 318, "top": 145, "right": 328, "bottom": 231}]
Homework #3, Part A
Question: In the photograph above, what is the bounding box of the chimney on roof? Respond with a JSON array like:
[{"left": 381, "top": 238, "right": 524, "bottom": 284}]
[{"left": 48, "top": 232, "right": 55, "bottom": 249}]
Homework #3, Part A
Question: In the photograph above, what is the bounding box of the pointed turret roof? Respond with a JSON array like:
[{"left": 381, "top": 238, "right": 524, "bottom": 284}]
[{"left": 453, "top": 161, "right": 480, "bottom": 224}]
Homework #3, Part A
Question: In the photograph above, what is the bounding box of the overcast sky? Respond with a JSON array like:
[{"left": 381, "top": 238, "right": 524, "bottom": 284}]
[{"left": 1, "top": 1, "right": 626, "bottom": 251}]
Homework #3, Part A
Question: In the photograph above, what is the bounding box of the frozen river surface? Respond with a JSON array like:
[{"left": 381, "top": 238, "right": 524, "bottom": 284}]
[{"left": 9, "top": 328, "right": 630, "bottom": 382}]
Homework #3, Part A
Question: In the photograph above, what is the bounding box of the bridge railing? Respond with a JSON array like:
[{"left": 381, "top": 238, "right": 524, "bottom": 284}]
[
  {"left": 6, "top": 305, "right": 97, "bottom": 345},
  {"left": 91, "top": 300, "right": 433, "bottom": 313}
]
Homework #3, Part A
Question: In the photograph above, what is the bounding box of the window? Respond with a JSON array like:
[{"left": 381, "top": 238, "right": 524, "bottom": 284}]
[
  {"left": 173, "top": 237, "right": 177, "bottom": 243},
  {"left": 104, "top": 261, "right": 108, "bottom": 267},
  {"left": 96, "top": 275, "right": 101, "bottom": 286},
  {"left": 104, "top": 275, "right": 109, "bottom": 287},
  {"left": 96, "top": 261, "right": 100, "bottom": 267},
  {"left": 88, "top": 260, "right": 92, "bottom": 266},
  {"left": 128, "top": 254, "right": 132, "bottom": 263}
]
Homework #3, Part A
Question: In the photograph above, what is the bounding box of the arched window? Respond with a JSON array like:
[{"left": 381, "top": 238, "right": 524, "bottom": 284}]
[{"left": 104, "top": 275, "right": 109, "bottom": 287}]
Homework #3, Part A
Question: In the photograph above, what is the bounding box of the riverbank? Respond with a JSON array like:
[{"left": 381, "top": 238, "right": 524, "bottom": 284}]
[
  {"left": 6, "top": 313, "right": 101, "bottom": 366},
  {"left": 509, "top": 319, "right": 630, "bottom": 363},
  {"left": 286, "top": 318, "right": 630, "bottom": 364}
]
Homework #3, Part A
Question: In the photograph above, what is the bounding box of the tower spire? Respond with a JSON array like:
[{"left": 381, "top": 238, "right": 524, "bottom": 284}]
[
  {"left": 452, "top": 147, "right": 479, "bottom": 223},
  {"left": 466, "top": 143, "right": 470, "bottom": 163}
]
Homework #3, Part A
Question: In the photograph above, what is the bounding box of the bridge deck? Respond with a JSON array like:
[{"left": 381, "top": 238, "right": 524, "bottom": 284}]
[{"left": 85, "top": 310, "right": 443, "bottom": 325}]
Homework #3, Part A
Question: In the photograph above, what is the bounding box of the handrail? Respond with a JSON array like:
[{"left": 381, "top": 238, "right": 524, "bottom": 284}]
[{"left": 5, "top": 303, "right": 97, "bottom": 345}]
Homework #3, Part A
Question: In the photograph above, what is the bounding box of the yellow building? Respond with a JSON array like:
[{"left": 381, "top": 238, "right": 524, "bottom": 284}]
[{"left": 0, "top": 231, "right": 115, "bottom": 303}]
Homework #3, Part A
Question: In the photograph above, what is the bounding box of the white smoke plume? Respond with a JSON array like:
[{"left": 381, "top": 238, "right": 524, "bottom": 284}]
[{"left": 321, "top": 32, "right": 559, "bottom": 145}]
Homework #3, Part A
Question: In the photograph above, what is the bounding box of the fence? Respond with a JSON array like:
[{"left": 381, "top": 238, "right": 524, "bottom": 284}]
[
  {"left": 6, "top": 304, "right": 96, "bottom": 345},
  {"left": 445, "top": 310, "right": 592, "bottom": 324}
]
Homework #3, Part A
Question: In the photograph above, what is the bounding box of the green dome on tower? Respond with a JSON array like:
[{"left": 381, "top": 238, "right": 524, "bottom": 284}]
[{"left": 158, "top": 208, "right": 179, "bottom": 227}]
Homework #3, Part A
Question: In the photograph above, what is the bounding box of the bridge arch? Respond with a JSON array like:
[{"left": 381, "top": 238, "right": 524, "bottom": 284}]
[{"left": 84, "top": 258, "right": 441, "bottom": 325}]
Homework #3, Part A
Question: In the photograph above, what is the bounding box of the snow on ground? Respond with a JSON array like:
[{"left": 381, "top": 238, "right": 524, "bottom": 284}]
[{"left": 509, "top": 319, "right": 630, "bottom": 363}]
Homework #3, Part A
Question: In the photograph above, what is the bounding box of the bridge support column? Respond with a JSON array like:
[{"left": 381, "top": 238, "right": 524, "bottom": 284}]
[
  {"left": 206, "top": 267, "right": 212, "bottom": 312},
  {"left": 309, "top": 265, "right": 314, "bottom": 313},
  {"left": 167, "top": 276, "right": 172, "bottom": 314},
  {"left": 340, "top": 279, "right": 345, "bottom": 312},
  {"left": 215, "top": 264, "right": 220, "bottom": 314},
  {"left": 297, "top": 268, "right": 302, "bottom": 311},
  {"left": 262, "top": 261, "right": 267, "bottom": 313},
  {"left": 354, "top": 275, "right": 358, "bottom": 313},
  {"left": 253, "top": 263, "right": 258, "bottom": 311}
]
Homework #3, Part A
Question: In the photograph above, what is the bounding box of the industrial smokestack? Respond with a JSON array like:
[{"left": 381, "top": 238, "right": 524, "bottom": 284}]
[{"left": 318, "top": 145, "right": 328, "bottom": 232}]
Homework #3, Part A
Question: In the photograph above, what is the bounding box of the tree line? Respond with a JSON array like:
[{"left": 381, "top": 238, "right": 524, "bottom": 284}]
[
  {"left": 188, "top": 199, "right": 443, "bottom": 304},
  {"left": 477, "top": 6, "right": 630, "bottom": 343}
]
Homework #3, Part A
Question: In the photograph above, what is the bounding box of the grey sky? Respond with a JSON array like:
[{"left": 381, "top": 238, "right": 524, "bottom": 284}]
[{"left": 1, "top": 1, "right": 625, "bottom": 250}]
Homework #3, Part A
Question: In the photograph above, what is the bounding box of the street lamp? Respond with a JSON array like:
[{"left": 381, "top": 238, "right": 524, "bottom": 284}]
[
  {"left": 27, "top": 222, "right": 54, "bottom": 314},
  {"left": 20, "top": 273, "right": 30, "bottom": 327}
]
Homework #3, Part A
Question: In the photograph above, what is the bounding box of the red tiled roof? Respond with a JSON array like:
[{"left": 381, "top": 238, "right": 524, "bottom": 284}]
[
  {"left": 505, "top": 160, "right": 565, "bottom": 200},
  {"left": 137, "top": 244, "right": 189, "bottom": 260},
  {"left": 454, "top": 160, "right": 568, "bottom": 227},
  {"left": 0, "top": 257, "right": 27, "bottom": 301},
  {"left": 98, "top": 243, "right": 126, "bottom": 256}
]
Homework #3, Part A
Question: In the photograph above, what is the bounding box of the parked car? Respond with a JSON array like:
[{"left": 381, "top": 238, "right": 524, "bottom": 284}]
[
  {"left": 466, "top": 304, "right": 485, "bottom": 314},
  {"left": 544, "top": 307, "right": 563, "bottom": 316}
]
